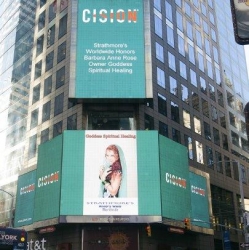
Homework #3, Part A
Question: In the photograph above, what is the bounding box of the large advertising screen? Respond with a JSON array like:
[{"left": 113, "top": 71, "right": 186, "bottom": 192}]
[
  {"left": 71, "top": 0, "right": 151, "bottom": 99},
  {"left": 230, "top": 0, "right": 249, "bottom": 44},
  {"left": 14, "top": 170, "right": 36, "bottom": 227}
]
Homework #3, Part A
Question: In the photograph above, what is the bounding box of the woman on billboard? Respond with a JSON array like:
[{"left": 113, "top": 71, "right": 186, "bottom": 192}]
[{"left": 99, "top": 144, "right": 126, "bottom": 198}]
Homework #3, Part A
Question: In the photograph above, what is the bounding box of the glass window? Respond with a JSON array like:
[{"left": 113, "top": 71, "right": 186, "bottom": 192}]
[
  {"left": 176, "top": 11, "right": 183, "bottom": 31},
  {"left": 200, "top": 77, "right": 207, "bottom": 94},
  {"left": 35, "top": 60, "right": 42, "bottom": 79},
  {"left": 217, "top": 90, "right": 223, "bottom": 107},
  {"left": 215, "top": 67, "right": 221, "bottom": 85},
  {"left": 209, "top": 84, "right": 215, "bottom": 101},
  {"left": 168, "top": 52, "right": 176, "bottom": 71},
  {"left": 211, "top": 29, "right": 216, "bottom": 41},
  {"left": 41, "top": 128, "right": 49, "bottom": 144},
  {"left": 54, "top": 93, "right": 64, "bottom": 116},
  {"left": 159, "top": 121, "right": 168, "bottom": 137},
  {"left": 56, "top": 66, "right": 65, "bottom": 89},
  {"left": 204, "top": 122, "right": 211, "bottom": 140},
  {"left": 165, "top": 1, "right": 173, "bottom": 21},
  {"left": 196, "top": 141, "right": 204, "bottom": 164},
  {"left": 242, "top": 137, "right": 249, "bottom": 153},
  {"left": 184, "top": 135, "right": 193, "bottom": 159},
  {"left": 178, "top": 35, "right": 185, "bottom": 56},
  {"left": 185, "top": 2, "right": 191, "bottom": 17},
  {"left": 190, "top": 69, "right": 197, "bottom": 87},
  {"left": 156, "top": 42, "right": 164, "bottom": 62},
  {"left": 209, "top": 12, "right": 215, "bottom": 25},
  {"left": 205, "top": 38, "right": 210, "bottom": 56},
  {"left": 193, "top": 0, "right": 199, "bottom": 8},
  {"left": 206, "top": 146, "right": 214, "bottom": 168},
  {"left": 154, "top": 0, "right": 161, "bottom": 11},
  {"left": 40, "top": 0, "right": 46, "bottom": 7},
  {"left": 219, "top": 111, "right": 226, "bottom": 129},
  {"left": 47, "top": 25, "right": 55, "bottom": 47},
  {"left": 30, "top": 109, "right": 39, "bottom": 129},
  {"left": 207, "top": 60, "right": 213, "bottom": 79},
  {"left": 215, "top": 151, "right": 223, "bottom": 173},
  {"left": 28, "top": 135, "right": 37, "bottom": 159},
  {"left": 170, "top": 76, "right": 178, "bottom": 96},
  {"left": 53, "top": 121, "right": 62, "bottom": 138},
  {"left": 172, "top": 128, "right": 181, "bottom": 143},
  {"left": 167, "top": 25, "right": 174, "bottom": 47},
  {"left": 181, "top": 84, "right": 189, "bottom": 104},
  {"left": 38, "top": 11, "right": 46, "bottom": 31},
  {"left": 192, "top": 92, "right": 199, "bottom": 111},
  {"left": 175, "top": 0, "right": 181, "bottom": 7},
  {"left": 202, "top": 98, "right": 209, "bottom": 117},
  {"left": 145, "top": 114, "right": 154, "bottom": 130},
  {"left": 201, "top": 3, "right": 207, "bottom": 16},
  {"left": 208, "top": 0, "right": 213, "bottom": 8},
  {"left": 157, "top": 67, "right": 165, "bottom": 88},
  {"left": 196, "top": 30, "right": 202, "bottom": 48},
  {"left": 59, "top": 14, "right": 68, "bottom": 38},
  {"left": 32, "top": 84, "right": 40, "bottom": 104},
  {"left": 211, "top": 105, "right": 218, "bottom": 123},
  {"left": 213, "top": 127, "right": 220, "bottom": 146},
  {"left": 44, "top": 75, "right": 52, "bottom": 96},
  {"left": 186, "top": 21, "right": 193, "bottom": 40},
  {"left": 67, "top": 114, "right": 77, "bottom": 130},
  {"left": 227, "top": 91, "right": 234, "bottom": 108},
  {"left": 60, "top": 0, "right": 68, "bottom": 11},
  {"left": 49, "top": 1, "right": 57, "bottom": 22},
  {"left": 222, "top": 133, "right": 229, "bottom": 150},
  {"left": 57, "top": 41, "right": 66, "bottom": 63},
  {"left": 37, "top": 35, "right": 44, "bottom": 56},
  {"left": 171, "top": 101, "right": 180, "bottom": 123},
  {"left": 155, "top": 15, "right": 162, "bottom": 38},
  {"left": 198, "top": 52, "right": 204, "bottom": 72},
  {"left": 194, "top": 116, "right": 201, "bottom": 134},
  {"left": 194, "top": 12, "right": 200, "bottom": 26},
  {"left": 183, "top": 110, "right": 191, "bottom": 129},
  {"left": 45, "top": 51, "right": 54, "bottom": 71},
  {"left": 180, "top": 61, "right": 187, "bottom": 79},
  {"left": 224, "top": 156, "right": 232, "bottom": 177},
  {"left": 42, "top": 101, "right": 51, "bottom": 122},
  {"left": 229, "top": 112, "right": 238, "bottom": 129},
  {"left": 203, "top": 20, "right": 209, "bottom": 34},
  {"left": 213, "top": 46, "right": 219, "bottom": 63},
  {"left": 158, "top": 93, "right": 167, "bottom": 116},
  {"left": 188, "top": 44, "right": 195, "bottom": 65}
]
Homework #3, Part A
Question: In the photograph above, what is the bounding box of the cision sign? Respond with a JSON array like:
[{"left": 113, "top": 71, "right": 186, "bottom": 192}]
[{"left": 71, "top": 0, "right": 151, "bottom": 99}]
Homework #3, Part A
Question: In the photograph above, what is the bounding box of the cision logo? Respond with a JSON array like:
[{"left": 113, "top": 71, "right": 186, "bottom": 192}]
[
  {"left": 165, "top": 172, "right": 187, "bottom": 189},
  {"left": 82, "top": 9, "right": 139, "bottom": 23},
  {"left": 20, "top": 184, "right": 35, "bottom": 195},
  {"left": 37, "top": 171, "right": 59, "bottom": 188}
]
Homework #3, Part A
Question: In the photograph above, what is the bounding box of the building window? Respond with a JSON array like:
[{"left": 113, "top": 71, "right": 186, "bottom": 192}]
[
  {"left": 217, "top": 90, "right": 224, "bottom": 107},
  {"left": 170, "top": 76, "right": 178, "bottom": 96},
  {"left": 32, "top": 84, "right": 40, "bottom": 104},
  {"left": 47, "top": 25, "right": 55, "bottom": 47},
  {"left": 215, "top": 151, "right": 223, "bottom": 173},
  {"left": 53, "top": 121, "right": 62, "bottom": 138},
  {"left": 36, "top": 35, "right": 44, "bottom": 56},
  {"left": 176, "top": 11, "right": 183, "bottom": 31},
  {"left": 159, "top": 121, "right": 168, "bottom": 137},
  {"left": 201, "top": 3, "right": 207, "bottom": 16},
  {"left": 194, "top": 12, "right": 200, "bottom": 26},
  {"left": 171, "top": 101, "right": 179, "bottom": 123},
  {"left": 181, "top": 84, "right": 189, "bottom": 104},
  {"left": 56, "top": 66, "right": 65, "bottom": 89},
  {"left": 229, "top": 112, "right": 237, "bottom": 128},
  {"left": 40, "top": 0, "right": 46, "bottom": 7},
  {"left": 46, "top": 51, "right": 54, "bottom": 71},
  {"left": 190, "top": 69, "right": 197, "bottom": 87},
  {"left": 202, "top": 98, "right": 209, "bottom": 117},
  {"left": 178, "top": 35, "right": 185, "bottom": 56},
  {"left": 207, "top": 60, "right": 213, "bottom": 79},
  {"left": 192, "top": 92, "right": 199, "bottom": 111},
  {"left": 222, "top": 133, "right": 229, "bottom": 150},
  {"left": 54, "top": 93, "right": 64, "bottom": 116},
  {"left": 211, "top": 29, "right": 216, "bottom": 41},
  {"left": 57, "top": 41, "right": 66, "bottom": 63},
  {"left": 186, "top": 21, "right": 193, "bottom": 40},
  {"left": 158, "top": 93, "right": 167, "bottom": 116},
  {"left": 213, "top": 46, "right": 219, "bottom": 63},
  {"left": 180, "top": 61, "right": 187, "bottom": 79},
  {"left": 41, "top": 128, "right": 49, "bottom": 144},
  {"left": 58, "top": 14, "right": 68, "bottom": 38},
  {"left": 219, "top": 111, "right": 226, "bottom": 129},
  {"left": 188, "top": 44, "right": 195, "bottom": 65},
  {"left": 156, "top": 42, "right": 164, "bottom": 62},
  {"left": 30, "top": 109, "right": 39, "bottom": 129},
  {"left": 172, "top": 128, "right": 181, "bottom": 143},
  {"left": 184, "top": 135, "right": 193, "bottom": 159},
  {"left": 211, "top": 106, "right": 218, "bottom": 123},
  {"left": 67, "top": 114, "right": 77, "bottom": 130},
  {"left": 157, "top": 67, "right": 165, "bottom": 88},
  {"left": 168, "top": 52, "right": 176, "bottom": 71},
  {"left": 185, "top": 2, "right": 191, "bottom": 17},
  {"left": 213, "top": 127, "right": 220, "bottom": 146},
  {"left": 49, "top": 2, "right": 56, "bottom": 22},
  {"left": 205, "top": 38, "right": 211, "bottom": 56},
  {"left": 165, "top": 1, "right": 172, "bottom": 21},
  {"left": 196, "top": 141, "right": 204, "bottom": 164},
  {"left": 206, "top": 146, "right": 214, "bottom": 168},
  {"left": 204, "top": 122, "right": 211, "bottom": 141},
  {"left": 145, "top": 114, "right": 154, "bottom": 130},
  {"left": 198, "top": 52, "right": 204, "bottom": 72},
  {"left": 28, "top": 134, "right": 37, "bottom": 159},
  {"left": 34, "top": 60, "right": 42, "bottom": 79},
  {"left": 196, "top": 30, "right": 202, "bottom": 48},
  {"left": 241, "top": 137, "right": 249, "bottom": 153},
  {"left": 203, "top": 20, "right": 209, "bottom": 34},
  {"left": 209, "top": 12, "right": 215, "bottom": 24},
  {"left": 175, "top": 0, "right": 181, "bottom": 7},
  {"left": 42, "top": 101, "right": 51, "bottom": 122},
  {"left": 44, "top": 75, "right": 52, "bottom": 96},
  {"left": 154, "top": 0, "right": 161, "bottom": 11},
  {"left": 183, "top": 110, "right": 191, "bottom": 129},
  {"left": 200, "top": 77, "right": 207, "bottom": 94},
  {"left": 60, "top": 0, "right": 68, "bottom": 11},
  {"left": 166, "top": 25, "right": 174, "bottom": 47},
  {"left": 38, "top": 11, "right": 46, "bottom": 31},
  {"left": 215, "top": 67, "right": 221, "bottom": 85},
  {"left": 194, "top": 116, "right": 201, "bottom": 135},
  {"left": 224, "top": 156, "right": 232, "bottom": 177},
  {"left": 154, "top": 15, "right": 162, "bottom": 38}
]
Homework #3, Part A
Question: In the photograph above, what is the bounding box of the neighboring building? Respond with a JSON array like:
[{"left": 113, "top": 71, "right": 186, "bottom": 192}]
[{"left": 0, "top": 0, "right": 249, "bottom": 249}]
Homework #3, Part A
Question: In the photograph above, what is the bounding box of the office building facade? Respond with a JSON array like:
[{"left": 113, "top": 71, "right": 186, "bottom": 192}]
[{"left": 0, "top": 0, "right": 249, "bottom": 249}]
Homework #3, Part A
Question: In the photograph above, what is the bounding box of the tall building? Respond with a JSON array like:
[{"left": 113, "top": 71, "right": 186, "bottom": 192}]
[{"left": 0, "top": 0, "right": 249, "bottom": 249}]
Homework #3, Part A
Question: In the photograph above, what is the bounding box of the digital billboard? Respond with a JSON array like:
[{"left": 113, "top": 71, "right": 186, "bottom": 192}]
[
  {"left": 70, "top": 0, "right": 152, "bottom": 99},
  {"left": 33, "top": 135, "right": 63, "bottom": 222},
  {"left": 189, "top": 171, "right": 210, "bottom": 228},
  {"left": 159, "top": 135, "right": 191, "bottom": 221},
  {"left": 230, "top": 0, "right": 249, "bottom": 44},
  {"left": 14, "top": 170, "right": 36, "bottom": 227}
]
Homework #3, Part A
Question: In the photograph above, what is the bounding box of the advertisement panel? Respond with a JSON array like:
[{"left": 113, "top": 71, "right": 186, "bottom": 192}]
[
  {"left": 14, "top": 171, "right": 36, "bottom": 227},
  {"left": 33, "top": 135, "right": 63, "bottom": 222},
  {"left": 189, "top": 172, "right": 210, "bottom": 228},
  {"left": 60, "top": 130, "right": 161, "bottom": 222},
  {"left": 159, "top": 135, "right": 191, "bottom": 220},
  {"left": 72, "top": 0, "right": 149, "bottom": 98}
]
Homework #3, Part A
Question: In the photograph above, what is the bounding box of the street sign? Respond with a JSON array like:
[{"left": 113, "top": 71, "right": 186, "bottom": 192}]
[{"left": 240, "top": 242, "right": 249, "bottom": 248}]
